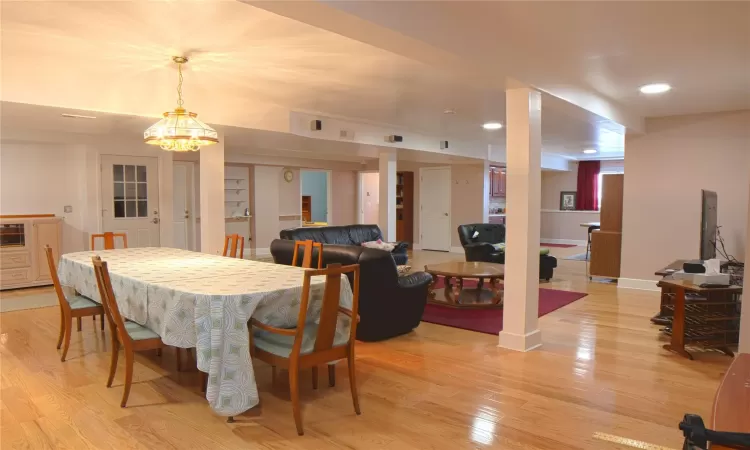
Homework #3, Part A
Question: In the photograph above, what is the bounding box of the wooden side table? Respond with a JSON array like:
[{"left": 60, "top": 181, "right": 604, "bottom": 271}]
[{"left": 657, "top": 279, "right": 742, "bottom": 360}]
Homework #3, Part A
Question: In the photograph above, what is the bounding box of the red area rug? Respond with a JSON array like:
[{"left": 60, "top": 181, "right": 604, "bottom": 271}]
[
  {"left": 421, "top": 277, "right": 587, "bottom": 335},
  {"left": 541, "top": 243, "right": 579, "bottom": 248}
]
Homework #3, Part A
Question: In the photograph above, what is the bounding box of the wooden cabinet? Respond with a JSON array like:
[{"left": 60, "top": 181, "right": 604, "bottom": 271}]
[
  {"left": 489, "top": 167, "right": 506, "bottom": 197},
  {"left": 589, "top": 174, "right": 624, "bottom": 278},
  {"left": 396, "top": 172, "right": 414, "bottom": 244},
  {"left": 0, "top": 215, "right": 62, "bottom": 290},
  {"left": 301, "top": 196, "right": 312, "bottom": 223}
]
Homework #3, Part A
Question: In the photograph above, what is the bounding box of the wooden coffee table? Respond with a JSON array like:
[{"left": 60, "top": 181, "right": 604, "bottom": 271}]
[{"left": 424, "top": 261, "right": 504, "bottom": 308}]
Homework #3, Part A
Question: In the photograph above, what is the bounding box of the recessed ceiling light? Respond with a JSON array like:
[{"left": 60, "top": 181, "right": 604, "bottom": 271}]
[
  {"left": 61, "top": 113, "right": 96, "bottom": 119},
  {"left": 639, "top": 83, "right": 671, "bottom": 94},
  {"left": 482, "top": 122, "right": 503, "bottom": 130},
  {"left": 583, "top": 149, "right": 597, "bottom": 154},
  {"left": 443, "top": 109, "right": 456, "bottom": 115}
]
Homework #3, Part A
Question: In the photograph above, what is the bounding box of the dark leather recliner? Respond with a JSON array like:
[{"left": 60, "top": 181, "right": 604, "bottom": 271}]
[
  {"left": 279, "top": 224, "right": 408, "bottom": 265},
  {"left": 270, "top": 239, "right": 431, "bottom": 341},
  {"left": 457, "top": 223, "right": 557, "bottom": 281}
]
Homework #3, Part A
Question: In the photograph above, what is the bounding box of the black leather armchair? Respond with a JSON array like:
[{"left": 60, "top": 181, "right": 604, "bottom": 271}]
[
  {"left": 457, "top": 223, "right": 557, "bottom": 281},
  {"left": 270, "top": 239, "right": 431, "bottom": 341},
  {"left": 279, "top": 224, "right": 408, "bottom": 265}
]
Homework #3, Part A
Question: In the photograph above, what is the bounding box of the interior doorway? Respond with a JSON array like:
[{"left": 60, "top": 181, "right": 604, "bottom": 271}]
[
  {"left": 99, "top": 155, "right": 160, "bottom": 249},
  {"left": 419, "top": 166, "right": 451, "bottom": 252},
  {"left": 358, "top": 171, "right": 379, "bottom": 225},
  {"left": 172, "top": 161, "right": 196, "bottom": 250},
  {"left": 300, "top": 169, "right": 331, "bottom": 225}
]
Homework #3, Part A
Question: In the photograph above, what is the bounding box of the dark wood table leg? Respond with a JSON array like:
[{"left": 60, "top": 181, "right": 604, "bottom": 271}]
[
  {"left": 476, "top": 278, "right": 484, "bottom": 303},
  {"left": 663, "top": 286, "right": 692, "bottom": 359},
  {"left": 489, "top": 278, "right": 503, "bottom": 305},
  {"left": 444, "top": 276, "right": 456, "bottom": 305},
  {"left": 425, "top": 268, "right": 437, "bottom": 302}
]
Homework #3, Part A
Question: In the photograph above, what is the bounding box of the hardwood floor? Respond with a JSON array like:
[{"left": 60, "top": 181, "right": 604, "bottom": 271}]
[{"left": 0, "top": 247, "right": 732, "bottom": 449}]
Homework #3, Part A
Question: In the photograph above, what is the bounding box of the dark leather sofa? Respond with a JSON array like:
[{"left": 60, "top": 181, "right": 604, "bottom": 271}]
[
  {"left": 457, "top": 223, "right": 557, "bottom": 281},
  {"left": 270, "top": 239, "right": 431, "bottom": 341},
  {"left": 279, "top": 224, "right": 408, "bottom": 265}
]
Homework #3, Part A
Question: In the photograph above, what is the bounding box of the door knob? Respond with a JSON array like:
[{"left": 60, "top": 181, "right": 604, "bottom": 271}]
[
  {"left": 444, "top": 213, "right": 449, "bottom": 216},
  {"left": 152, "top": 218, "right": 160, "bottom": 224}
]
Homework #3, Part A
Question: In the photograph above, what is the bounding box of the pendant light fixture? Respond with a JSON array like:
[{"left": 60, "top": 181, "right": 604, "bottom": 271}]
[{"left": 144, "top": 56, "right": 218, "bottom": 152}]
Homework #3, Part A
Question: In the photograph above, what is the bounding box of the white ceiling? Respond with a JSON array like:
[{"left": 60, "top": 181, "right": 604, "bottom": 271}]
[
  {"left": 0, "top": 0, "right": 681, "bottom": 161},
  {"left": 295, "top": 1, "right": 750, "bottom": 118}
]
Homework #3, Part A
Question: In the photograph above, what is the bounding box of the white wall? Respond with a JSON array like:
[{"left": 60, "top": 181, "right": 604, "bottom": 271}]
[
  {"left": 359, "top": 171, "right": 379, "bottom": 224},
  {"left": 0, "top": 142, "right": 88, "bottom": 254},
  {"left": 621, "top": 110, "right": 750, "bottom": 281},
  {"left": 1, "top": 137, "right": 174, "bottom": 253}
]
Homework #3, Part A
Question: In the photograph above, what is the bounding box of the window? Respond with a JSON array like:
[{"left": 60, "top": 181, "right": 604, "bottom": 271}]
[{"left": 113, "top": 164, "right": 148, "bottom": 218}]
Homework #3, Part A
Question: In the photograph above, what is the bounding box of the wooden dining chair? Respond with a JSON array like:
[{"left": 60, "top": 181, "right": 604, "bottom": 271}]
[
  {"left": 250, "top": 263, "right": 361, "bottom": 435},
  {"left": 92, "top": 256, "right": 183, "bottom": 407},
  {"left": 292, "top": 240, "right": 323, "bottom": 269},
  {"left": 91, "top": 232, "right": 128, "bottom": 250},
  {"left": 44, "top": 246, "right": 105, "bottom": 362},
  {"left": 222, "top": 234, "right": 244, "bottom": 259}
]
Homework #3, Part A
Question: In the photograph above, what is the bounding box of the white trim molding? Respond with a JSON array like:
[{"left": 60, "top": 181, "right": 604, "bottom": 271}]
[
  {"left": 617, "top": 278, "right": 659, "bottom": 292},
  {"left": 412, "top": 243, "right": 423, "bottom": 250},
  {"left": 541, "top": 238, "right": 586, "bottom": 246},
  {"left": 254, "top": 247, "right": 271, "bottom": 257},
  {"left": 498, "top": 329, "right": 542, "bottom": 352}
]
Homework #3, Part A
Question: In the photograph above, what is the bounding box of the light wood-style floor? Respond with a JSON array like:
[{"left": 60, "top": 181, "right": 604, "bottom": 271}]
[{"left": 0, "top": 246, "right": 732, "bottom": 449}]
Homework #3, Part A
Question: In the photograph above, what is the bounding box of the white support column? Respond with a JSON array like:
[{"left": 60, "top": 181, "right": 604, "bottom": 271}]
[
  {"left": 498, "top": 87, "right": 543, "bottom": 352},
  {"left": 378, "top": 150, "right": 397, "bottom": 241},
  {"left": 739, "top": 171, "right": 750, "bottom": 354},
  {"left": 199, "top": 135, "right": 225, "bottom": 255}
]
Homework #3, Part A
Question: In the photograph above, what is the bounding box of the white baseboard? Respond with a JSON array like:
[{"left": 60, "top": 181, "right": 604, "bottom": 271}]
[
  {"left": 617, "top": 277, "right": 659, "bottom": 292},
  {"left": 450, "top": 246, "right": 464, "bottom": 254},
  {"left": 498, "top": 329, "right": 542, "bottom": 352},
  {"left": 254, "top": 247, "right": 271, "bottom": 257},
  {"left": 541, "top": 238, "right": 587, "bottom": 246},
  {"left": 412, "top": 243, "right": 423, "bottom": 250}
]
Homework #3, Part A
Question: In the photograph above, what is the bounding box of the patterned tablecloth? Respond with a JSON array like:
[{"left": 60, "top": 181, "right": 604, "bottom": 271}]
[{"left": 58, "top": 247, "right": 353, "bottom": 416}]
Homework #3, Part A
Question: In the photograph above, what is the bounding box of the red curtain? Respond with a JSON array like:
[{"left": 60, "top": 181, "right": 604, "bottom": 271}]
[{"left": 576, "top": 161, "right": 600, "bottom": 210}]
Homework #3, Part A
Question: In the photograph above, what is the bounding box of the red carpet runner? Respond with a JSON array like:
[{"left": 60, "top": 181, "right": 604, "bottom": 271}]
[{"left": 421, "top": 277, "right": 587, "bottom": 335}]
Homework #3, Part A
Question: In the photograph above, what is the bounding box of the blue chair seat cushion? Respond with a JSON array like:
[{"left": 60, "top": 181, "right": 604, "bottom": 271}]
[
  {"left": 123, "top": 321, "right": 160, "bottom": 341},
  {"left": 253, "top": 322, "right": 349, "bottom": 357},
  {"left": 66, "top": 294, "right": 100, "bottom": 310}
]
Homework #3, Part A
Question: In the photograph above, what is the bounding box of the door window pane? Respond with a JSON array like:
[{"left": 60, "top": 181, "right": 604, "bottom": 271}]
[
  {"left": 126, "top": 201, "right": 136, "bottom": 217},
  {"left": 114, "top": 183, "right": 124, "bottom": 200},
  {"left": 114, "top": 200, "right": 125, "bottom": 218},
  {"left": 137, "top": 201, "right": 148, "bottom": 217},
  {"left": 125, "top": 165, "right": 135, "bottom": 182},
  {"left": 113, "top": 165, "right": 124, "bottom": 182},
  {"left": 125, "top": 183, "right": 137, "bottom": 199},
  {"left": 136, "top": 165, "right": 147, "bottom": 182},
  {"left": 137, "top": 183, "right": 147, "bottom": 199}
]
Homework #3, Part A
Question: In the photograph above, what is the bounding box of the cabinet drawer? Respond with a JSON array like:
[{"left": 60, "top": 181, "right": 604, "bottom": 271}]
[
  {"left": 0, "top": 251, "right": 31, "bottom": 269},
  {"left": 1, "top": 267, "right": 33, "bottom": 286}
]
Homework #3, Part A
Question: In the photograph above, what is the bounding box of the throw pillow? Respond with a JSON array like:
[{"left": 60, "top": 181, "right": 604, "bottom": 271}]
[
  {"left": 362, "top": 239, "right": 396, "bottom": 252},
  {"left": 396, "top": 265, "right": 412, "bottom": 276}
]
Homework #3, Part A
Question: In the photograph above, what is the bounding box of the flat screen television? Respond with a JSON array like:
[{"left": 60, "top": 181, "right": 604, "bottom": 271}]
[{"left": 700, "top": 190, "right": 718, "bottom": 260}]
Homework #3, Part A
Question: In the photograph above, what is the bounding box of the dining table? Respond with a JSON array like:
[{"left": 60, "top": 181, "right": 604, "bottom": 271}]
[{"left": 57, "top": 247, "right": 353, "bottom": 417}]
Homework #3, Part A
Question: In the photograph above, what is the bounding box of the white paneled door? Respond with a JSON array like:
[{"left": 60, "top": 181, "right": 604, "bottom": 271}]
[
  {"left": 419, "top": 167, "right": 451, "bottom": 251},
  {"left": 100, "top": 155, "right": 160, "bottom": 249},
  {"left": 172, "top": 162, "right": 195, "bottom": 250}
]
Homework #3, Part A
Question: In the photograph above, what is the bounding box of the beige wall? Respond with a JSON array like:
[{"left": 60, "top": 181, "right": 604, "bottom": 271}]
[
  {"left": 331, "top": 170, "right": 357, "bottom": 225},
  {"left": 541, "top": 163, "right": 579, "bottom": 209},
  {"left": 541, "top": 211, "right": 600, "bottom": 242},
  {"left": 394, "top": 162, "right": 485, "bottom": 248},
  {"left": 450, "top": 165, "right": 486, "bottom": 247},
  {"left": 621, "top": 110, "right": 750, "bottom": 281},
  {"left": 359, "top": 171, "right": 379, "bottom": 224}
]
